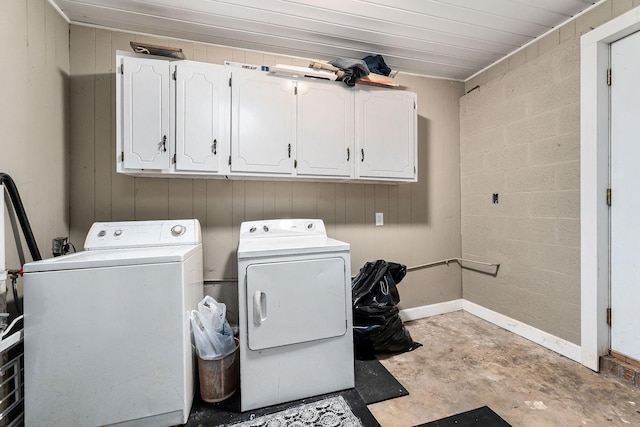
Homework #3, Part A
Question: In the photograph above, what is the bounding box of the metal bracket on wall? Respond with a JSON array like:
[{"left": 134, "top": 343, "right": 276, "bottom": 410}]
[{"left": 407, "top": 257, "right": 500, "bottom": 276}]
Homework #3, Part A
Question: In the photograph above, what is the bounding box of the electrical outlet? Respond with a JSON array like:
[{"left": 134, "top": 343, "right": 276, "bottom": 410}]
[
  {"left": 52, "top": 237, "right": 68, "bottom": 257},
  {"left": 375, "top": 212, "right": 384, "bottom": 226}
]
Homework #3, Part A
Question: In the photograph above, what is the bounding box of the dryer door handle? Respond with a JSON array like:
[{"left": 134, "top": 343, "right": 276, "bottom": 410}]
[{"left": 253, "top": 291, "right": 267, "bottom": 325}]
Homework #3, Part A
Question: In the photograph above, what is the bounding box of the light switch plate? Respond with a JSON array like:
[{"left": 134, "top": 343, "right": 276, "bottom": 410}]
[{"left": 375, "top": 212, "right": 384, "bottom": 226}]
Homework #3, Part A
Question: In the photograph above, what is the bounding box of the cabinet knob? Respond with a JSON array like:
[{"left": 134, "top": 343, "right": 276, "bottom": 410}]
[{"left": 212, "top": 139, "right": 217, "bottom": 155}]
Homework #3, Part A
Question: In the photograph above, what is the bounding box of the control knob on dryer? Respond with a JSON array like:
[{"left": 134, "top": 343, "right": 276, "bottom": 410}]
[{"left": 171, "top": 224, "right": 185, "bottom": 236}]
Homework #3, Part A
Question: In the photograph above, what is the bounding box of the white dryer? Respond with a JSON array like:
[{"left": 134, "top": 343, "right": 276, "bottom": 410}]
[
  {"left": 23, "top": 219, "right": 203, "bottom": 427},
  {"left": 237, "top": 219, "right": 354, "bottom": 411}
]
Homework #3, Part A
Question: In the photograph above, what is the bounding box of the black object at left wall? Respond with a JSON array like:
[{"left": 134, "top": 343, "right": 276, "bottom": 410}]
[{"left": 0, "top": 173, "right": 42, "bottom": 262}]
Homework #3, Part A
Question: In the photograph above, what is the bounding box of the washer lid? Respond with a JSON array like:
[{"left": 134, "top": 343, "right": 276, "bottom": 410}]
[{"left": 23, "top": 244, "right": 201, "bottom": 273}]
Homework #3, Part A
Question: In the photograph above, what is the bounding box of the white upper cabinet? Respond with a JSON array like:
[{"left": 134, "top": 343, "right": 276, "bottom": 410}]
[
  {"left": 118, "top": 56, "right": 171, "bottom": 171},
  {"left": 175, "top": 61, "right": 230, "bottom": 173},
  {"left": 116, "top": 52, "right": 417, "bottom": 183},
  {"left": 355, "top": 88, "right": 417, "bottom": 181},
  {"left": 230, "top": 70, "right": 295, "bottom": 175},
  {"left": 296, "top": 80, "right": 354, "bottom": 178}
]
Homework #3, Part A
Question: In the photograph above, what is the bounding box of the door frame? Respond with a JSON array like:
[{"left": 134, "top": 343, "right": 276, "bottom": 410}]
[{"left": 580, "top": 6, "right": 640, "bottom": 371}]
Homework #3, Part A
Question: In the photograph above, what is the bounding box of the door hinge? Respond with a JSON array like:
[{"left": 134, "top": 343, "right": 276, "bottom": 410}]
[
  {"left": 120, "top": 64, "right": 124, "bottom": 75},
  {"left": 607, "top": 68, "right": 612, "bottom": 86},
  {"left": 229, "top": 77, "right": 232, "bottom": 87},
  {"left": 228, "top": 155, "right": 232, "bottom": 166},
  {"left": 606, "top": 307, "right": 612, "bottom": 326},
  {"left": 172, "top": 70, "right": 177, "bottom": 80},
  {"left": 294, "top": 85, "right": 298, "bottom": 95},
  {"left": 172, "top": 153, "right": 176, "bottom": 164},
  {"left": 607, "top": 188, "right": 612, "bottom": 206},
  {"left": 294, "top": 159, "right": 297, "bottom": 168},
  {"left": 120, "top": 151, "right": 124, "bottom": 162}
]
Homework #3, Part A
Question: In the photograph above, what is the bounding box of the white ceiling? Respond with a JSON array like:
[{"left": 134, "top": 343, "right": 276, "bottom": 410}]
[{"left": 51, "top": 0, "right": 600, "bottom": 81}]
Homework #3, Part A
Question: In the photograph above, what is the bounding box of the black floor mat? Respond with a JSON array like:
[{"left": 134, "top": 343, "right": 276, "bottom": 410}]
[
  {"left": 183, "top": 357, "right": 406, "bottom": 426},
  {"left": 354, "top": 358, "right": 409, "bottom": 404},
  {"left": 184, "top": 388, "right": 380, "bottom": 426},
  {"left": 414, "top": 406, "right": 512, "bottom": 427}
]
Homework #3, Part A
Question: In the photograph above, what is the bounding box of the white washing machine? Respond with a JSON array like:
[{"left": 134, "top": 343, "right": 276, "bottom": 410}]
[
  {"left": 237, "top": 219, "right": 354, "bottom": 411},
  {"left": 23, "top": 219, "right": 203, "bottom": 427}
]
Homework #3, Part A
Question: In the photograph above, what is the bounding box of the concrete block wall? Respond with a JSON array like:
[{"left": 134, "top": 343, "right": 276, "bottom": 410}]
[{"left": 460, "top": 0, "right": 640, "bottom": 345}]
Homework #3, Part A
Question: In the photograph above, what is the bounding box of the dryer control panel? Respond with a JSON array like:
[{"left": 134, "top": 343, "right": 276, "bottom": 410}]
[
  {"left": 239, "top": 219, "right": 326, "bottom": 240},
  {"left": 84, "top": 219, "right": 202, "bottom": 250}
]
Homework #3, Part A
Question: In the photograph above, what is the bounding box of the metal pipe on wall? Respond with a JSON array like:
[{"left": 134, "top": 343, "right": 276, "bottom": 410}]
[{"left": 407, "top": 258, "right": 500, "bottom": 276}]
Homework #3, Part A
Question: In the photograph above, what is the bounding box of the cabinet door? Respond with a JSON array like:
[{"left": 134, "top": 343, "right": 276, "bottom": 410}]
[
  {"left": 296, "top": 81, "right": 354, "bottom": 177},
  {"left": 355, "top": 89, "right": 417, "bottom": 181},
  {"left": 120, "top": 56, "right": 171, "bottom": 170},
  {"left": 175, "top": 62, "right": 230, "bottom": 173},
  {"left": 245, "top": 257, "right": 348, "bottom": 351},
  {"left": 230, "top": 71, "right": 295, "bottom": 174}
]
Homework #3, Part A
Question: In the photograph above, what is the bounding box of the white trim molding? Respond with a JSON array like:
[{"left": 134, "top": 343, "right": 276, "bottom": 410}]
[
  {"left": 47, "top": 0, "right": 71, "bottom": 23},
  {"left": 580, "top": 6, "right": 640, "bottom": 371},
  {"left": 400, "top": 300, "right": 581, "bottom": 363},
  {"left": 462, "top": 301, "right": 582, "bottom": 363},
  {"left": 399, "top": 299, "right": 463, "bottom": 322}
]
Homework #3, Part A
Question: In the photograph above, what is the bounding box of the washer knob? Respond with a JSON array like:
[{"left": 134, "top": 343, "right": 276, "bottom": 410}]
[
  {"left": 97, "top": 230, "right": 106, "bottom": 237},
  {"left": 171, "top": 225, "right": 185, "bottom": 236},
  {"left": 114, "top": 229, "right": 122, "bottom": 237},
  {"left": 263, "top": 225, "right": 269, "bottom": 232},
  {"left": 249, "top": 227, "right": 256, "bottom": 233}
]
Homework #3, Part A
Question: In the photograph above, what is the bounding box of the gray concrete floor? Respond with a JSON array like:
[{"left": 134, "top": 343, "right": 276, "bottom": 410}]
[{"left": 369, "top": 311, "right": 640, "bottom": 427}]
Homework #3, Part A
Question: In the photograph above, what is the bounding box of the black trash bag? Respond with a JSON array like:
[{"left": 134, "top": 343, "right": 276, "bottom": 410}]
[{"left": 352, "top": 260, "right": 422, "bottom": 359}]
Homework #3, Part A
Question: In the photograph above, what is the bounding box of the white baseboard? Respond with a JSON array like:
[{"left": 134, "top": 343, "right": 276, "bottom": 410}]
[
  {"left": 399, "top": 299, "right": 582, "bottom": 364},
  {"left": 399, "top": 299, "right": 463, "bottom": 322}
]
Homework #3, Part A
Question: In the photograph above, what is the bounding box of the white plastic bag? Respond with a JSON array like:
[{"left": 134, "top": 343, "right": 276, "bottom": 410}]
[
  {"left": 190, "top": 296, "right": 236, "bottom": 359},
  {"left": 198, "top": 295, "right": 227, "bottom": 333},
  {"left": 190, "top": 310, "right": 216, "bottom": 358}
]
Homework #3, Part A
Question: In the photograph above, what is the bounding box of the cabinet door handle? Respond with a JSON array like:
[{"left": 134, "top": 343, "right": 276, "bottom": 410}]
[
  {"left": 347, "top": 148, "right": 350, "bottom": 161},
  {"left": 288, "top": 143, "right": 291, "bottom": 158},
  {"left": 212, "top": 139, "right": 217, "bottom": 155},
  {"left": 161, "top": 135, "right": 167, "bottom": 152},
  {"left": 253, "top": 291, "right": 267, "bottom": 325},
  {"left": 361, "top": 148, "right": 365, "bottom": 162}
]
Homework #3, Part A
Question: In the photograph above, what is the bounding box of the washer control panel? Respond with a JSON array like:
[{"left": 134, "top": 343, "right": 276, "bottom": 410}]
[
  {"left": 84, "top": 219, "right": 202, "bottom": 250},
  {"left": 240, "top": 219, "right": 326, "bottom": 240}
]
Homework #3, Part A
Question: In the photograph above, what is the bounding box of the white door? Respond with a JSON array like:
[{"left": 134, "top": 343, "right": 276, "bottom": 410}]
[
  {"left": 610, "top": 30, "right": 640, "bottom": 360},
  {"left": 355, "top": 88, "right": 416, "bottom": 180},
  {"left": 245, "top": 257, "right": 347, "bottom": 351},
  {"left": 121, "top": 56, "right": 170, "bottom": 170},
  {"left": 175, "top": 62, "right": 230, "bottom": 172},
  {"left": 230, "top": 71, "right": 295, "bottom": 174},
  {"left": 296, "top": 80, "right": 354, "bottom": 177}
]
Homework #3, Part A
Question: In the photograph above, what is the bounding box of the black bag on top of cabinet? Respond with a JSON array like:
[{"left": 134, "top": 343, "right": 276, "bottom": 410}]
[{"left": 351, "top": 260, "right": 422, "bottom": 359}]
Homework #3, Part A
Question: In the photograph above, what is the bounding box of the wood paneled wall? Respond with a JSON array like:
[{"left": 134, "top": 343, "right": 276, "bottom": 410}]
[
  {"left": 1, "top": 0, "right": 69, "bottom": 272},
  {"left": 69, "top": 26, "right": 464, "bottom": 309}
]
